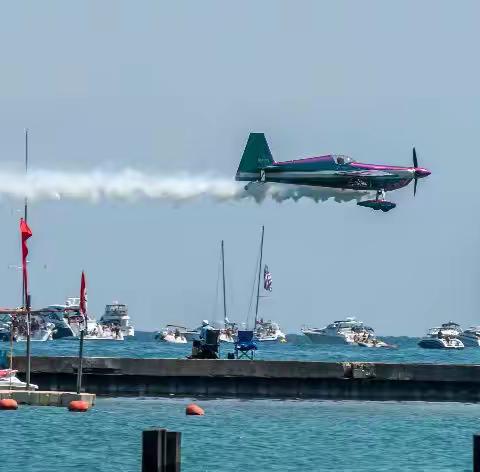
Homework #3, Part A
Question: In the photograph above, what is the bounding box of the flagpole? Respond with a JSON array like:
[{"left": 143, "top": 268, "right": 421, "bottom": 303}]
[
  {"left": 254, "top": 226, "right": 265, "bottom": 328},
  {"left": 24, "top": 128, "right": 31, "bottom": 390},
  {"left": 77, "top": 272, "right": 86, "bottom": 394},
  {"left": 76, "top": 329, "right": 85, "bottom": 394}
]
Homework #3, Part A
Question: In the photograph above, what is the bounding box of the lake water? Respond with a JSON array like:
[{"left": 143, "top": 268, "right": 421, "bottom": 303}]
[
  {"left": 5, "top": 335, "right": 480, "bottom": 364},
  {"left": 4, "top": 336, "right": 480, "bottom": 470},
  {"left": 2, "top": 397, "right": 478, "bottom": 471}
]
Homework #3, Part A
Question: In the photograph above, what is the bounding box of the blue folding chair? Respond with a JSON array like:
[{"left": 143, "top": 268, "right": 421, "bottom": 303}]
[{"left": 234, "top": 330, "right": 257, "bottom": 360}]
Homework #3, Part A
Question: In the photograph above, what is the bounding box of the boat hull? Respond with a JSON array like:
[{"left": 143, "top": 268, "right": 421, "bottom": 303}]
[
  {"left": 303, "top": 332, "right": 351, "bottom": 345},
  {"left": 418, "top": 338, "right": 464, "bottom": 349}
]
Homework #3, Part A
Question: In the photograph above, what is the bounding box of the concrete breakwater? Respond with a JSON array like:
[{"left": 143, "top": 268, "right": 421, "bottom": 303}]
[{"left": 13, "top": 356, "right": 480, "bottom": 402}]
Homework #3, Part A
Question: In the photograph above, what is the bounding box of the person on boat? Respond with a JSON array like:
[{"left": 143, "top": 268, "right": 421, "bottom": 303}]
[{"left": 199, "top": 320, "right": 212, "bottom": 341}]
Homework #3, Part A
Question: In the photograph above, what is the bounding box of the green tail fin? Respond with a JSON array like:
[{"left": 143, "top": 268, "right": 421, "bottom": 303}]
[{"left": 236, "top": 133, "right": 274, "bottom": 181}]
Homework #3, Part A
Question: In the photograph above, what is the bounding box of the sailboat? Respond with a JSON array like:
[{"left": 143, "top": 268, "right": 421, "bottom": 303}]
[
  {"left": 218, "top": 240, "right": 237, "bottom": 343},
  {"left": 252, "top": 227, "right": 286, "bottom": 343}
]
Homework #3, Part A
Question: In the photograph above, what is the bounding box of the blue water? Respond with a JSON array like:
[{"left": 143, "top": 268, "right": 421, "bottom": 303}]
[
  {"left": 2, "top": 397, "right": 478, "bottom": 471},
  {"left": 6, "top": 336, "right": 480, "bottom": 364}
]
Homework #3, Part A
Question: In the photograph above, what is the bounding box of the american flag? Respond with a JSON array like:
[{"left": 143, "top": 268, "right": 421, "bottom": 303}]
[{"left": 264, "top": 265, "right": 272, "bottom": 292}]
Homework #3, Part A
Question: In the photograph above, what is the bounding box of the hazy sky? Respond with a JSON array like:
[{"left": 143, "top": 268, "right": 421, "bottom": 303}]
[{"left": 0, "top": 1, "right": 479, "bottom": 335}]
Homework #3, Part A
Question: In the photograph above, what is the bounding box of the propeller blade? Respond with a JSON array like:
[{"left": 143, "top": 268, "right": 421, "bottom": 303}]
[
  {"left": 413, "top": 147, "right": 418, "bottom": 168},
  {"left": 414, "top": 177, "right": 418, "bottom": 196}
]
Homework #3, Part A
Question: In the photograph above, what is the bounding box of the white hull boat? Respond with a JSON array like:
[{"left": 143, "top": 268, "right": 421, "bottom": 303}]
[
  {"left": 418, "top": 322, "right": 464, "bottom": 349},
  {"left": 155, "top": 325, "right": 195, "bottom": 343},
  {"left": 458, "top": 327, "right": 480, "bottom": 347},
  {"left": 302, "top": 317, "right": 374, "bottom": 345},
  {"left": 0, "top": 369, "right": 38, "bottom": 390},
  {"left": 254, "top": 320, "right": 286, "bottom": 343},
  {"left": 161, "top": 333, "right": 187, "bottom": 344},
  {"left": 418, "top": 337, "right": 464, "bottom": 349},
  {"left": 100, "top": 302, "right": 135, "bottom": 337},
  {"left": 219, "top": 330, "right": 236, "bottom": 343}
]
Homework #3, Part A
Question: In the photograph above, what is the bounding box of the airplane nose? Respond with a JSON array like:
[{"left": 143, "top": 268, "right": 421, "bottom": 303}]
[{"left": 415, "top": 167, "right": 431, "bottom": 178}]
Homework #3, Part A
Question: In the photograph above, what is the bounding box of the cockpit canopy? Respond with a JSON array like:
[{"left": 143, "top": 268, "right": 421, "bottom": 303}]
[{"left": 333, "top": 155, "right": 355, "bottom": 165}]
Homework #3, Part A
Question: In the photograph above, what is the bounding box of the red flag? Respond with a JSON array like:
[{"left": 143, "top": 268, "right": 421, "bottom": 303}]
[
  {"left": 20, "top": 218, "right": 32, "bottom": 305},
  {"left": 80, "top": 271, "right": 87, "bottom": 318}
]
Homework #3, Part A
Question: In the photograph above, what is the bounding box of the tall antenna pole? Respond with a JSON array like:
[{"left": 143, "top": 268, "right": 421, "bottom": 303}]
[
  {"left": 24, "top": 128, "right": 31, "bottom": 389},
  {"left": 221, "top": 240, "right": 227, "bottom": 327},
  {"left": 254, "top": 226, "right": 265, "bottom": 328}
]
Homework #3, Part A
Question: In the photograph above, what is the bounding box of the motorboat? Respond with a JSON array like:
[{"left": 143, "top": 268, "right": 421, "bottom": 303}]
[
  {"left": 40, "top": 302, "right": 78, "bottom": 339},
  {"left": 0, "top": 369, "right": 38, "bottom": 390},
  {"left": 254, "top": 319, "right": 286, "bottom": 343},
  {"left": 0, "top": 314, "right": 54, "bottom": 342},
  {"left": 357, "top": 338, "right": 392, "bottom": 348},
  {"left": 302, "top": 317, "right": 374, "bottom": 345},
  {"left": 418, "top": 322, "right": 464, "bottom": 349},
  {"left": 458, "top": 327, "right": 480, "bottom": 347},
  {"left": 219, "top": 322, "right": 237, "bottom": 343},
  {"left": 155, "top": 325, "right": 188, "bottom": 343},
  {"left": 61, "top": 298, "right": 123, "bottom": 341},
  {"left": 99, "top": 302, "right": 135, "bottom": 337}
]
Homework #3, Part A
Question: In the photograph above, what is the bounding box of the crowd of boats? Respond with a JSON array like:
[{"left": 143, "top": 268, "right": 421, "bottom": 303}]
[
  {"left": 0, "top": 300, "right": 134, "bottom": 342},
  {"left": 155, "top": 318, "right": 286, "bottom": 344}
]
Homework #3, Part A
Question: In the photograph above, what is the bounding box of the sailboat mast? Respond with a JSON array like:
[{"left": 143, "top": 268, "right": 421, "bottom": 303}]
[
  {"left": 254, "top": 225, "right": 265, "bottom": 328},
  {"left": 221, "top": 240, "right": 227, "bottom": 326}
]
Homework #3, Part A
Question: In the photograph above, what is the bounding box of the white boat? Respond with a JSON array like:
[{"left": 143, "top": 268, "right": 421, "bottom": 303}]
[
  {"left": 302, "top": 317, "right": 374, "bottom": 345},
  {"left": 99, "top": 302, "right": 135, "bottom": 337},
  {"left": 418, "top": 322, "right": 464, "bottom": 349},
  {"left": 211, "top": 241, "right": 238, "bottom": 344},
  {"left": 254, "top": 319, "right": 286, "bottom": 343},
  {"left": 155, "top": 325, "right": 197, "bottom": 342},
  {"left": 0, "top": 314, "right": 54, "bottom": 342},
  {"left": 458, "top": 327, "right": 480, "bottom": 347},
  {"left": 64, "top": 298, "right": 124, "bottom": 341},
  {"left": 0, "top": 369, "right": 38, "bottom": 390},
  {"left": 40, "top": 302, "right": 78, "bottom": 339},
  {"left": 155, "top": 326, "right": 188, "bottom": 343},
  {"left": 248, "top": 227, "right": 286, "bottom": 343},
  {"left": 357, "top": 339, "right": 392, "bottom": 348},
  {"left": 219, "top": 323, "right": 237, "bottom": 343}
]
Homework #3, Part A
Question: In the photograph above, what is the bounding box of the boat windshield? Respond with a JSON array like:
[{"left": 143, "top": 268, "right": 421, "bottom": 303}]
[{"left": 441, "top": 322, "right": 460, "bottom": 329}]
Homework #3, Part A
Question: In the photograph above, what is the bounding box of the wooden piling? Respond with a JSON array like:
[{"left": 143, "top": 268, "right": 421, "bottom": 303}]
[
  {"left": 142, "top": 429, "right": 167, "bottom": 472},
  {"left": 474, "top": 434, "right": 480, "bottom": 472},
  {"left": 166, "top": 431, "right": 181, "bottom": 472}
]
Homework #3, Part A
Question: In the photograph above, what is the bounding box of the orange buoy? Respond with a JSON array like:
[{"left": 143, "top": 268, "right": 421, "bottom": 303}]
[
  {"left": 185, "top": 403, "right": 204, "bottom": 416},
  {"left": 68, "top": 400, "right": 89, "bottom": 412},
  {"left": 0, "top": 398, "right": 18, "bottom": 410}
]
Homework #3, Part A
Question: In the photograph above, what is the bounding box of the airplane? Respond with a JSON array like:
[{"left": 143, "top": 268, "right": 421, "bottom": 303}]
[{"left": 235, "top": 133, "right": 431, "bottom": 212}]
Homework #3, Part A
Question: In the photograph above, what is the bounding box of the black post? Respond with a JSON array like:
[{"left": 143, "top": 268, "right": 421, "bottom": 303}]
[
  {"left": 143, "top": 429, "right": 167, "bottom": 472},
  {"left": 76, "top": 329, "right": 85, "bottom": 394},
  {"left": 166, "top": 431, "right": 181, "bottom": 472},
  {"left": 474, "top": 434, "right": 480, "bottom": 472},
  {"left": 25, "top": 294, "right": 31, "bottom": 389}
]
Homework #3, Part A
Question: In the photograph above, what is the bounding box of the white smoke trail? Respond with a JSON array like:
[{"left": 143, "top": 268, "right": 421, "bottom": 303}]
[{"left": 0, "top": 168, "right": 370, "bottom": 204}]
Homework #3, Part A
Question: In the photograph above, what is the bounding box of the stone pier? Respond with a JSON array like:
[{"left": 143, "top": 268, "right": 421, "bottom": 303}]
[{"left": 12, "top": 356, "right": 480, "bottom": 402}]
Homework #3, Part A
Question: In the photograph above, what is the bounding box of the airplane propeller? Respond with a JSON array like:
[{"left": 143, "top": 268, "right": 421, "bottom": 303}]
[{"left": 413, "top": 147, "right": 418, "bottom": 196}]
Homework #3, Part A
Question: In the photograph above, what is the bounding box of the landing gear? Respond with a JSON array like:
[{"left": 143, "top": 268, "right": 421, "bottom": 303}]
[
  {"left": 244, "top": 170, "right": 266, "bottom": 191},
  {"left": 357, "top": 189, "right": 396, "bottom": 212}
]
